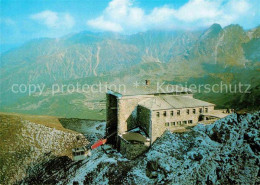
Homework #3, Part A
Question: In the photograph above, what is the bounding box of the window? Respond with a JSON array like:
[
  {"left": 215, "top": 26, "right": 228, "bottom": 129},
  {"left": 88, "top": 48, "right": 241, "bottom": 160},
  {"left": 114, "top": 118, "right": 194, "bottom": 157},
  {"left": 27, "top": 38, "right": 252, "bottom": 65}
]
[
  {"left": 170, "top": 111, "right": 174, "bottom": 116},
  {"left": 177, "top": 110, "right": 180, "bottom": 116},
  {"left": 183, "top": 121, "right": 187, "bottom": 124},
  {"left": 199, "top": 108, "right": 203, "bottom": 113},
  {"left": 205, "top": 108, "right": 208, "bottom": 113},
  {"left": 165, "top": 122, "right": 169, "bottom": 126},
  {"left": 163, "top": 111, "right": 167, "bottom": 117},
  {"left": 187, "top": 109, "right": 190, "bottom": 115},
  {"left": 171, "top": 122, "right": 176, "bottom": 126},
  {"left": 188, "top": 120, "right": 193, "bottom": 124},
  {"left": 177, "top": 121, "right": 181, "bottom": 125},
  {"left": 156, "top": 112, "right": 160, "bottom": 117},
  {"left": 193, "top": 109, "right": 196, "bottom": 114}
]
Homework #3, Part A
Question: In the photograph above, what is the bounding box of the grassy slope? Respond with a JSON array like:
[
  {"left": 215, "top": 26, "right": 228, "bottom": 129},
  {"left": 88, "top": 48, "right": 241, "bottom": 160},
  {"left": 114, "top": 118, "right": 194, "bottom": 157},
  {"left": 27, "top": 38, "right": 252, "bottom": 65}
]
[
  {"left": 0, "top": 112, "right": 88, "bottom": 184},
  {"left": 0, "top": 112, "right": 75, "bottom": 133}
]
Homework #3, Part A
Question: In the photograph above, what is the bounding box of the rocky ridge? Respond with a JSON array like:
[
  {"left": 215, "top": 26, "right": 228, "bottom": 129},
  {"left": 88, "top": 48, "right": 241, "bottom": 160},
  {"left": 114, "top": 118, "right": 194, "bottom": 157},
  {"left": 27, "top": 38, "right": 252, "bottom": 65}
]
[{"left": 21, "top": 111, "right": 260, "bottom": 184}]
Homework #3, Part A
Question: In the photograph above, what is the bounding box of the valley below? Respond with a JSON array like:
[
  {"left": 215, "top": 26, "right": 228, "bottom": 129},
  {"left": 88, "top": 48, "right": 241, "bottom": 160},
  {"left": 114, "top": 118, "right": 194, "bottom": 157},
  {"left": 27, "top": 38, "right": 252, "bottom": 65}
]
[{"left": 0, "top": 24, "right": 259, "bottom": 119}]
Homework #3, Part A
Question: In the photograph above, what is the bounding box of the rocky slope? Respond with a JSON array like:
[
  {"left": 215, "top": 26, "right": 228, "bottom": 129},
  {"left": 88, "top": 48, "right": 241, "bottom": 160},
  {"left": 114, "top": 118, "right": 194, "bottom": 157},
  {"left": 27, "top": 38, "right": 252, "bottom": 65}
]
[
  {"left": 0, "top": 113, "right": 88, "bottom": 184},
  {"left": 128, "top": 112, "right": 260, "bottom": 184},
  {"left": 20, "top": 111, "right": 260, "bottom": 184}
]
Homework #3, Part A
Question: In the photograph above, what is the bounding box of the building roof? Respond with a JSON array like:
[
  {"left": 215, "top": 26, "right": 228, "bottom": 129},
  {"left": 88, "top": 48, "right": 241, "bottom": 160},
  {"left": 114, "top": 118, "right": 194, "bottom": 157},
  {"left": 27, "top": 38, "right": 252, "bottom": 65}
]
[
  {"left": 128, "top": 127, "right": 149, "bottom": 138},
  {"left": 202, "top": 110, "right": 231, "bottom": 118},
  {"left": 108, "top": 84, "right": 192, "bottom": 96},
  {"left": 121, "top": 132, "right": 148, "bottom": 143},
  {"left": 138, "top": 95, "right": 215, "bottom": 110}
]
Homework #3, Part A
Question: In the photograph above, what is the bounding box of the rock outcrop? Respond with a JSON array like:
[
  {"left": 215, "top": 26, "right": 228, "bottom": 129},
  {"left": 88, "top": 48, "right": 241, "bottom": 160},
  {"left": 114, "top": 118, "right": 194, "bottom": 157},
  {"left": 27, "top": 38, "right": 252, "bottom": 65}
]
[
  {"left": 128, "top": 112, "right": 260, "bottom": 184},
  {"left": 20, "top": 111, "right": 259, "bottom": 185}
]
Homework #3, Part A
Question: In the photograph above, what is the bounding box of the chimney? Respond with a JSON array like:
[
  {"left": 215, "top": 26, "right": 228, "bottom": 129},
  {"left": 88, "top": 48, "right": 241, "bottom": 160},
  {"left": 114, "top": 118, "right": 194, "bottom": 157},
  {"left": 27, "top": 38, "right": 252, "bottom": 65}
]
[{"left": 145, "top": 80, "right": 151, "bottom": 86}]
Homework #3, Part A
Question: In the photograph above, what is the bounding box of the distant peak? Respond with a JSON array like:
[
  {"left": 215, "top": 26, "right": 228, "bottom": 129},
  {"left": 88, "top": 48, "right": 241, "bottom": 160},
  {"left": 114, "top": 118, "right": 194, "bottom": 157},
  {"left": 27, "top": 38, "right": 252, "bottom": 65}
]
[
  {"left": 208, "top": 23, "right": 222, "bottom": 32},
  {"left": 201, "top": 23, "right": 222, "bottom": 39},
  {"left": 210, "top": 23, "right": 222, "bottom": 29}
]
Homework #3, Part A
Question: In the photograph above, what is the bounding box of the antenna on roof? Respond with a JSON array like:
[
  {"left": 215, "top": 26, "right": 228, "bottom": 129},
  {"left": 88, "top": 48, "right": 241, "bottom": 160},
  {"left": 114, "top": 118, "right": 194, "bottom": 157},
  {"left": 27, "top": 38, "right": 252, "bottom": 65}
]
[{"left": 145, "top": 80, "right": 151, "bottom": 86}]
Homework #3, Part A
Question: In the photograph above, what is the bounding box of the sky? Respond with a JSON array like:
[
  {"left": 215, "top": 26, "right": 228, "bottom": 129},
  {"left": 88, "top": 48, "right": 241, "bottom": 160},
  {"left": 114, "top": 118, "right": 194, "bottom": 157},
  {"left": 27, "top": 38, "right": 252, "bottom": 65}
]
[{"left": 0, "top": 0, "right": 259, "bottom": 52}]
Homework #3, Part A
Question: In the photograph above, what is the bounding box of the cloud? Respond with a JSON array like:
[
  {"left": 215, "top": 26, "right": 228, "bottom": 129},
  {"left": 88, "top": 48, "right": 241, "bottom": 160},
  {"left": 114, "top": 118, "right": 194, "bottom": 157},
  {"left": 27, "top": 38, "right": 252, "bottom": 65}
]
[
  {"left": 87, "top": 0, "right": 145, "bottom": 32},
  {"left": 87, "top": 0, "right": 258, "bottom": 33},
  {"left": 0, "top": 18, "right": 16, "bottom": 25},
  {"left": 88, "top": 16, "right": 123, "bottom": 32},
  {"left": 30, "top": 10, "right": 74, "bottom": 29},
  {"left": 175, "top": 0, "right": 221, "bottom": 22}
]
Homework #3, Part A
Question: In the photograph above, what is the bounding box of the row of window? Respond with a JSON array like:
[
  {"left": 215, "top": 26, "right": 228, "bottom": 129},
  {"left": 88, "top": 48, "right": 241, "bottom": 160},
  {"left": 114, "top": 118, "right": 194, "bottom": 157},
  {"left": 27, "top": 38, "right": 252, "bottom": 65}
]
[
  {"left": 73, "top": 151, "right": 85, "bottom": 156},
  {"left": 165, "top": 120, "right": 193, "bottom": 126},
  {"left": 157, "top": 108, "right": 208, "bottom": 117}
]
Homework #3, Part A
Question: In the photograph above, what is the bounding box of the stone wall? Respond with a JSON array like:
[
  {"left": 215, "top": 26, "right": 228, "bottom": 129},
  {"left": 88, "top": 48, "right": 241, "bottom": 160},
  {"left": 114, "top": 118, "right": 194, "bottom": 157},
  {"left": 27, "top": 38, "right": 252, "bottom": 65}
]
[
  {"left": 150, "top": 106, "right": 214, "bottom": 142},
  {"left": 106, "top": 94, "right": 118, "bottom": 144},
  {"left": 207, "top": 105, "right": 214, "bottom": 112},
  {"left": 137, "top": 106, "right": 151, "bottom": 137},
  {"left": 117, "top": 95, "right": 153, "bottom": 135}
]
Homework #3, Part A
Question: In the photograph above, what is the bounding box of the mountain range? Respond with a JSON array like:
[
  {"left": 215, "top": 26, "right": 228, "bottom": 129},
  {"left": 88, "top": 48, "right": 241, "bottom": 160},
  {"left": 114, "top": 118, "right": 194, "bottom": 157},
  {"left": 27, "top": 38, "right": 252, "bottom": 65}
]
[{"left": 0, "top": 23, "right": 259, "bottom": 118}]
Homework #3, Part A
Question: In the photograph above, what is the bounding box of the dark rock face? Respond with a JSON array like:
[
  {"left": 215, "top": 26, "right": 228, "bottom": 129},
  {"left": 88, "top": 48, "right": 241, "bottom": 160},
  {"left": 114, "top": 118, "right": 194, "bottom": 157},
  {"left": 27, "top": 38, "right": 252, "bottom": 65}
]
[{"left": 20, "top": 156, "right": 73, "bottom": 184}]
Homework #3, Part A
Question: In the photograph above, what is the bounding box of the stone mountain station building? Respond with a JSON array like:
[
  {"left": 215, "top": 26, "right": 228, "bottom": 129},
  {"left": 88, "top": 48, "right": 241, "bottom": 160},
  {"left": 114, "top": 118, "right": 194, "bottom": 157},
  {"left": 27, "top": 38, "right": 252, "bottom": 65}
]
[{"left": 106, "top": 82, "right": 230, "bottom": 159}]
